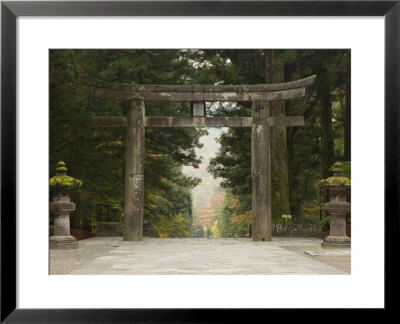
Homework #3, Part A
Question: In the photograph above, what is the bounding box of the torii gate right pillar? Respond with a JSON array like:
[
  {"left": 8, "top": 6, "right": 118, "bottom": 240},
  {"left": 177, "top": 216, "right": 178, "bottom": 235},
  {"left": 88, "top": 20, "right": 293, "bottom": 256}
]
[
  {"left": 124, "top": 99, "right": 145, "bottom": 241},
  {"left": 252, "top": 101, "right": 271, "bottom": 241}
]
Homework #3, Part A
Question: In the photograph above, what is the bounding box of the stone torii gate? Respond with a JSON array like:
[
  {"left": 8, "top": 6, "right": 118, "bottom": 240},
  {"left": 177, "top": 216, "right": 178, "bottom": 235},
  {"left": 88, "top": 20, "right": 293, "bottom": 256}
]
[{"left": 83, "top": 75, "right": 316, "bottom": 242}]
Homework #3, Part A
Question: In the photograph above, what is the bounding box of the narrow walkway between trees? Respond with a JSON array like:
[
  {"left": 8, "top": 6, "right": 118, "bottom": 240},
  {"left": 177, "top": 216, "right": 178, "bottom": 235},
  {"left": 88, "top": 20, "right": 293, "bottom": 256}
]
[{"left": 50, "top": 237, "right": 350, "bottom": 275}]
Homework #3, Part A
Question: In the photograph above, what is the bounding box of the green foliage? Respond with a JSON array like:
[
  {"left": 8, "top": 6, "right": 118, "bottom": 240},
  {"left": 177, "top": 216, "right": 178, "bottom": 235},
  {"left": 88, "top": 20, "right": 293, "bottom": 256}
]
[
  {"left": 50, "top": 49, "right": 351, "bottom": 238},
  {"left": 208, "top": 127, "right": 251, "bottom": 196},
  {"left": 213, "top": 190, "right": 251, "bottom": 238},
  {"left": 155, "top": 213, "right": 191, "bottom": 238},
  {"left": 211, "top": 220, "right": 220, "bottom": 238},
  {"left": 320, "top": 215, "right": 331, "bottom": 227},
  {"left": 302, "top": 202, "right": 322, "bottom": 225}
]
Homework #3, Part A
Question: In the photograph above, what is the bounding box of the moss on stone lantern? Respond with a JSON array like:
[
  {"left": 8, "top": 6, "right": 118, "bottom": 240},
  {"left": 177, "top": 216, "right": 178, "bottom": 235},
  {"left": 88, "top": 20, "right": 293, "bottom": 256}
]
[
  {"left": 49, "top": 161, "right": 82, "bottom": 189},
  {"left": 319, "top": 162, "right": 351, "bottom": 189}
]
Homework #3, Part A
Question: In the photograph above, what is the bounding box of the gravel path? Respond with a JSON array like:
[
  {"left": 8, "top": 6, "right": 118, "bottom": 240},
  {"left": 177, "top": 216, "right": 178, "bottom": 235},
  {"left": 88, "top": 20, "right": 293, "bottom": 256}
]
[
  {"left": 50, "top": 237, "right": 350, "bottom": 275},
  {"left": 283, "top": 245, "right": 351, "bottom": 273},
  {"left": 49, "top": 237, "right": 122, "bottom": 274}
]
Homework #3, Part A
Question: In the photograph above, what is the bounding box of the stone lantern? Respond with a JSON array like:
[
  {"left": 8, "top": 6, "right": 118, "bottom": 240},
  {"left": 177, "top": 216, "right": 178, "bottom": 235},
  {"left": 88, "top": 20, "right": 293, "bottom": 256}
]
[
  {"left": 319, "top": 162, "right": 351, "bottom": 248},
  {"left": 49, "top": 161, "right": 82, "bottom": 249}
]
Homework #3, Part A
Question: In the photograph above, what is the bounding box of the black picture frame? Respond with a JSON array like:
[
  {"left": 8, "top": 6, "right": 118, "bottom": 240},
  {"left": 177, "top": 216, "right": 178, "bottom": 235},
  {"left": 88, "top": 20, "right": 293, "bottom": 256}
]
[{"left": 1, "top": 0, "right": 398, "bottom": 322}]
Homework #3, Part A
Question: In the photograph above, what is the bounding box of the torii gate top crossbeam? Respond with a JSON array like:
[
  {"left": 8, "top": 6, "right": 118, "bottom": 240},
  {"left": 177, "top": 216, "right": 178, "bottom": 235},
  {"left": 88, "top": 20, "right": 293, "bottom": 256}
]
[{"left": 82, "top": 75, "right": 316, "bottom": 102}]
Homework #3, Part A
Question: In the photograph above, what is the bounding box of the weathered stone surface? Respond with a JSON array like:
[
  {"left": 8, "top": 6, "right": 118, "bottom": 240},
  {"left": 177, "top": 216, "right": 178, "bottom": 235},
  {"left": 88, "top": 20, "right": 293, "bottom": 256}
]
[
  {"left": 53, "top": 213, "right": 73, "bottom": 236},
  {"left": 144, "top": 116, "right": 253, "bottom": 128},
  {"left": 191, "top": 101, "right": 206, "bottom": 116},
  {"left": 321, "top": 235, "right": 351, "bottom": 248},
  {"left": 268, "top": 116, "right": 304, "bottom": 127},
  {"left": 49, "top": 235, "right": 78, "bottom": 250},
  {"left": 91, "top": 87, "right": 307, "bottom": 102},
  {"left": 93, "top": 116, "right": 305, "bottom": 128},
  {"left": 123, "top": 100, "right": 144, "bottom": 241},
  {"left": 82, "top": 74, "right": 316, "bottom": 92},
  {"left": 251, "top": 101, "right": 271, "bottom": 241}
]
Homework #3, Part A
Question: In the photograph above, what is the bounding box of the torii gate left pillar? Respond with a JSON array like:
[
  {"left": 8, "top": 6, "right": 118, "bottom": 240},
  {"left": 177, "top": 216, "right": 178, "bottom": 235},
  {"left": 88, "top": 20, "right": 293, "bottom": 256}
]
[{"left": 124, "top": 100, "right": 144, "bottom": 241}]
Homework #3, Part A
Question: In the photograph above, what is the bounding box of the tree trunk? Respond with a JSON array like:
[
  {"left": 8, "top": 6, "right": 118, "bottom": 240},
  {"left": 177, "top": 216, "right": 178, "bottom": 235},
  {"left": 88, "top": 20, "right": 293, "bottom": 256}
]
[
  {"left": 264, "top": 50, "right": 290, "bottom": 221},
  {"left": 319, "top": 78, "right": 335, "bottom": 178},
  {"left": 339, "top": 83, "right": 351, "bottom": 161},
  {"left": 343, "top": 82, "right": 351, "bottom": 161}
]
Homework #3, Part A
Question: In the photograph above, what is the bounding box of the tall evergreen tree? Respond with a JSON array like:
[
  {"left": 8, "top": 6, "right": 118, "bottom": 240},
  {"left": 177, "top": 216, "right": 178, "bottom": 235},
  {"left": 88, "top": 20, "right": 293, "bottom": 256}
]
[{"left": 265, "top": 50, "right": 291, "bottom": 220}]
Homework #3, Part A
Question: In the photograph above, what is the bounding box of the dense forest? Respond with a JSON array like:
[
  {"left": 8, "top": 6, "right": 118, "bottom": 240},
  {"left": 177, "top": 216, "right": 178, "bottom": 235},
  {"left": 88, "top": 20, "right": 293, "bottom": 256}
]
[{"left": 49, "top": 49, "right": 350, "bottom": 238}]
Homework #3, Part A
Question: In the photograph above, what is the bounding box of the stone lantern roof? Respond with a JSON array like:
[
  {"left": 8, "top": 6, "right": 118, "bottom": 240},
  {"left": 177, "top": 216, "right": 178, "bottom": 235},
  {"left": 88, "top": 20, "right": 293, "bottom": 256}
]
[
  {"left": 319, "top": 162, "right": 350, "bottom": 188},
  {"left": 49, "top": 161, "right": 82, "bottom": 189}
]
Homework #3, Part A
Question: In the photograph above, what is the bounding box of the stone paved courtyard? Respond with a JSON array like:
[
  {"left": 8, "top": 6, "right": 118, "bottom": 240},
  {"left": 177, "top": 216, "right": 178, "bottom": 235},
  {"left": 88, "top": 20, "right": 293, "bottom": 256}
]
[{"left": 50, "top": 237, "right": 350, "bottom": 275}]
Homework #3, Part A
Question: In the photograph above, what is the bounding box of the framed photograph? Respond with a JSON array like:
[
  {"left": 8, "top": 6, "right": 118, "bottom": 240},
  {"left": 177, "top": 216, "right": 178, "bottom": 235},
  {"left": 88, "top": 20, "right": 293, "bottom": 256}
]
[{"left": 1, "top": 0, "right": 398, "bottom": 321}]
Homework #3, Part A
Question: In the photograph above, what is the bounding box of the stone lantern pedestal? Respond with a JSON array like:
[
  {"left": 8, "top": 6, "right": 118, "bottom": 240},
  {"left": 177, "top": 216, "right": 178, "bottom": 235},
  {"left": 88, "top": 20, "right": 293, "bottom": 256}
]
[
  {"left": 49, "top": 162, "right": 82, "bottom": 250},
  {"left": 319, "top": 162, "right": 351, "bottom": 248}
]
